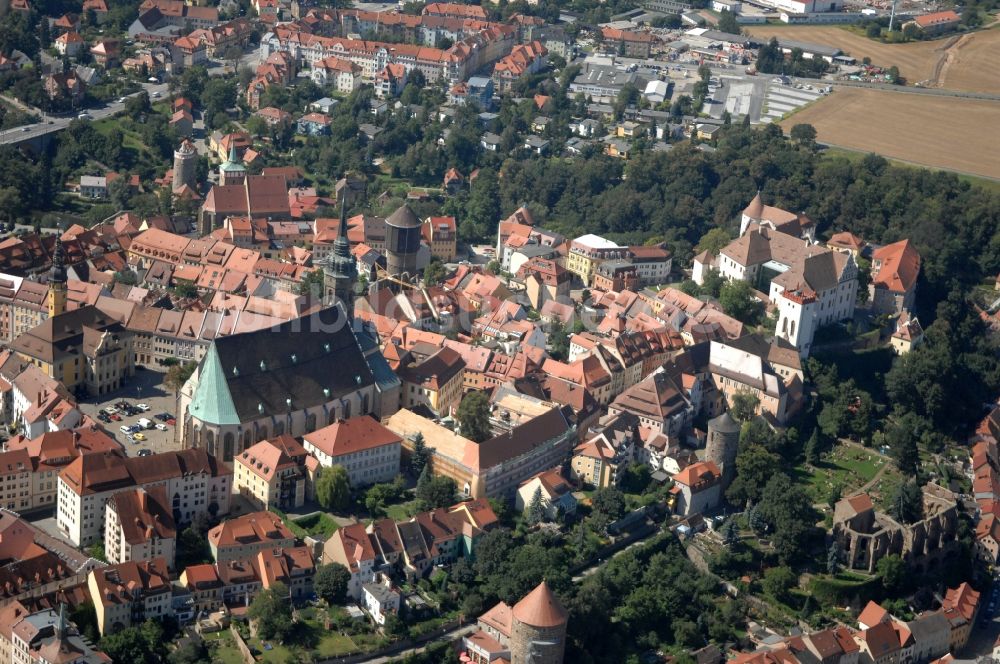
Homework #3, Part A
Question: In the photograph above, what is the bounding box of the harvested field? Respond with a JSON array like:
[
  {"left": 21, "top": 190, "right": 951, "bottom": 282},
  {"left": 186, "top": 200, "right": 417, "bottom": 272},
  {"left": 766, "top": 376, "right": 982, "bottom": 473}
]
[
  {"left": 745, "top": 25, "right": 945, "bottom": 84},
  {"left": 781, "top": 88, "right": 1000, "bottom": 179},
  {"left": 936, "top": 28, "right": 1000, "bottom": 94}
]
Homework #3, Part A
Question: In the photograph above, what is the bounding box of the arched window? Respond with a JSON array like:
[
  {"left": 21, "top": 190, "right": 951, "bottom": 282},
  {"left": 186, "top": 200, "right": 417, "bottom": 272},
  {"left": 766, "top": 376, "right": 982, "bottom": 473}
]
[
  {"left": 305, "top": 412, "right": 317, "bottom": 432},
  {"left": 223, "top": 433, "right": 235, "bottom": 461},
  {"left": 362, "top": 394, "right": 370, "bottom": 414},
  {"left": 343, "top": 400, "right": 351, "bottom": 419},
  {"left": 243, "top": 430, "right": 252, "bottom": 450},
  {"left": 205, "top": 430, "right": 215, "bottom": 457},
  {"left": 258, "top": 424, "right": 269, "bottom": 441},
  {"left": 328, "top": 409, "right": 338, "bottom": 426},
  {"left": 274, "top": 421, "right": 285, "bottom": 436}
]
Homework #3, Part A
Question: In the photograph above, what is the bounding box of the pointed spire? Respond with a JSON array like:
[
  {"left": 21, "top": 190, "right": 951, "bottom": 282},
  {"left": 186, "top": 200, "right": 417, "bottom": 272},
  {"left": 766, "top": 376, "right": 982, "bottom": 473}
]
[
  {"left": 745, "top": 189, "right": 764, "bottom": 220},
  {"left": 228, "top": 142, "right": 240, "bottom": 165},
  {"left": 337, "top": 196, "right": 348, "bottom": 241},
  {"left": 55, "top": 602, "right": 67, "bottom": 640},
  {"left": 50, "top": 237, "right": 67, "bottom": 285}
]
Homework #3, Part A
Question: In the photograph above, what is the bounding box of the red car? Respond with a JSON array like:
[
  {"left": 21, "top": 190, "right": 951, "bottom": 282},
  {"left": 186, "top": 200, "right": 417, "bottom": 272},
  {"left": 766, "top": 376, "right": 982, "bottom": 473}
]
[
  {"left": 110, "top": 414, "right": 122, "bottom": 421},
  {"left": 166, "top": 418, "right": 176, "bottom": 426}
]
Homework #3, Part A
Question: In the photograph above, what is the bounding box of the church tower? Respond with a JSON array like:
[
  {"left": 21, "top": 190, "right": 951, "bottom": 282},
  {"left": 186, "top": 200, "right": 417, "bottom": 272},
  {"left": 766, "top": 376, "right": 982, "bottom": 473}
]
[
  {"left": 218, "top": 143, "right": 247, "bottom": 185},
  {"left": 48, "top": 237, "right": 67, "bottom": 318},
  {"left": 323, "top": 199, "right": 357, "bottom": 319}
]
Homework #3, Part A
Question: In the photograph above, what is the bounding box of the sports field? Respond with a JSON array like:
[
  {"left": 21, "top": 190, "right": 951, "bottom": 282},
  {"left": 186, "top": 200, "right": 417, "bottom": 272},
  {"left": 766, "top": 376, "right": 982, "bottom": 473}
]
[{"left": 781, "top": 87, "right": 1000, "bottom": 179}]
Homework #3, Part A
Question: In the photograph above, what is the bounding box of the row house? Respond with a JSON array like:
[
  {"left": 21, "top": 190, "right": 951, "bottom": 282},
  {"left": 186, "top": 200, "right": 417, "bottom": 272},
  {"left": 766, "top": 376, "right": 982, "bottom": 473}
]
[
  {"left": 324, "top": 498, "right": 497, "bottom": 593},
  {"left": 491, "top": 40, "right": 547, "bottom": 94}
]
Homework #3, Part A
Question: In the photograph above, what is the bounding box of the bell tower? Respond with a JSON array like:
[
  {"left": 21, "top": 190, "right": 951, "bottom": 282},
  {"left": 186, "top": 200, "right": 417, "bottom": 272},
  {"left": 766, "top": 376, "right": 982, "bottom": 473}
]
[{"left": 48, "top": 237, "right": 67, "bottom": 318}]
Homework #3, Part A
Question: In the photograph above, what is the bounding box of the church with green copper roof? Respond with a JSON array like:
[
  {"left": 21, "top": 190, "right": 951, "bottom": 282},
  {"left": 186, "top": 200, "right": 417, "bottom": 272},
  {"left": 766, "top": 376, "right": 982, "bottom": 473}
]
[{"left": 179, "top": 304, "right": 400, "bottom": 462}]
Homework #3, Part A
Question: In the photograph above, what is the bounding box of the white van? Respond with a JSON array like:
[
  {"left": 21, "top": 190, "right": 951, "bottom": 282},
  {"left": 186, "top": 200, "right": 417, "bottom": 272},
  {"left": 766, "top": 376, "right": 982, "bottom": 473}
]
[{"left": 137, "top": 417, "right": 154, "bottom": 430}]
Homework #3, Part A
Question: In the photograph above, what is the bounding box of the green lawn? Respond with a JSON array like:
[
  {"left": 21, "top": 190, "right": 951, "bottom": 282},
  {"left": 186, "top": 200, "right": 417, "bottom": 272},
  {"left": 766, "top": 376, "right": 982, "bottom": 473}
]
[
  {"left": 384, "top": 499, "right": 422, "bottom": 522},
  {"left": 795, "top": 443, "right": 889, "bottom": 504},
  {"left": 286, "top": 512, "right": 339, "bottom": 540},
  {"left": 316, "top": 633, "right": 358, "bottom": 657},
  {"left": 203, "top": 632, "right": 245, "bottom": 664}
]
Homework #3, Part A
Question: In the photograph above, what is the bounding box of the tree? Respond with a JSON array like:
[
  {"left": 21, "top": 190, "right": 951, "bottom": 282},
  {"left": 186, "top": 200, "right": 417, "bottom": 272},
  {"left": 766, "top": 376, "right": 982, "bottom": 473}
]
[
  {"left": 169, "top": 639, "right": 209, "bottom": 664},
  {"left": 886, "top": 412, "right": 922, "bottom": 475},
  {"left": 729, "top": 391, "right": 759, "bottom": 422},
  {"left": 457, "top": 391, "right": 491, "bottom": 443},
  {"left": 887, "top": 480, "right": 923, "bottom": 524},
  {"left": 727, "top": 444, "right": 780, "bottom": 506},
  {"left": 804, "top": 428, "right": 821, "bottom": 465},
  {"left": 826, "top": 541, "right": 841, "bottom": 574},
  {"left": 757, "top": 473, "right": 819, "bottom": 563},
  {"left": 418, "top": 474, "right": 457, "bottom": 509},
  {"left": 717, "top": 9, "right": 741, "bottom": 35},
  {"left": 100, "top": 621, "right": 165, "bottom": 664},
  {"left": 410, "top": 432, "right": 429, "bottom": 476},
  {"left": 248, "top": 583, "right": 293, "bottom": 641},
  {"left": 719, "top": 280, "right": 763, "bottom": 325},
  {"left": 789, "top": 123, "right": 817, "bottom": 144},
  {"left": 720, "top": 518, "right": 740, "bottom": 546},
  {"left": 548, "top": 320, "right": 570, "bottom": 361},
  {"left": 462, "top": 168, "right": 500, "bottom": 241},
  {"left": 365, "top": 478, "right": 405, "bottom": 518},
  {"left": 527, "top": 486, "right": 546, "bottom": 525},
  {"left": 761, "top": 566, "right": 796, "bottom": 603},
  {"left": 176, "top": 526, "right": 212, "bottom": 569},
  {"left": 423, "top": 258, "right": 446, "bottom": 286},
  {"left": 592, "top": 486, "right": 626, "bottom": 522},
  {"left": 876, "top": 554, "right": 906, "bottom": 593},
  {"left": 314, "top": 563, "right": 351, "bottom": 605},
  {"left": 165, "top": 361, "right": 196, "bottom": 394},
  {"left": 696, "top": 228, "right": 731, "bottom": 257},
  {"left": 315, "top": 465, "right": 351, "bottom": 512}
]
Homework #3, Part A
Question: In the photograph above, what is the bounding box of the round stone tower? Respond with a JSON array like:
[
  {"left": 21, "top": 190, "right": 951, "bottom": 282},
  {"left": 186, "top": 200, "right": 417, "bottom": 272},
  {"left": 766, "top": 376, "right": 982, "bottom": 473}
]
[
  {"left": 172, "top": 139, "right": 198, "bottom": 193},
  {"left": 510, "top": 581, "right": 568, "bottom": 664},
  {"left": 384, "top": 204, "right": 421, "bottom": 277},
  {"left": 706, "top": 411, "right": 741, "bottom": 490}
]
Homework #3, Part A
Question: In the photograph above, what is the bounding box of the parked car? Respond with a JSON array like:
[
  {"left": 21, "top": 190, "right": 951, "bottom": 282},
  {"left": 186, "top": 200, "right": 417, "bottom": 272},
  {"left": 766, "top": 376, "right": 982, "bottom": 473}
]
[
  {"left": 110, "top": 414, "right": 121, "bottom": 421},
  {"left": 138, "top": 449, "right": 152, "bottom": 456},
  {"left": 133, "top": 432, "right": 147, "bottom": 441},
  {"left": 103, "top": 407, "right": 117, "bottom": 414},
  {"left": 136, "top": 403, "right": 150, "bottom": 412},
  {"left": 155, "top": 423, "right": 168, "bottom": 431},
  {"left": 166, "top": 418, "right": 176, "bottom": 426},
  {"left": 119, "top": 425, "right": 131, "bottom": 434}
]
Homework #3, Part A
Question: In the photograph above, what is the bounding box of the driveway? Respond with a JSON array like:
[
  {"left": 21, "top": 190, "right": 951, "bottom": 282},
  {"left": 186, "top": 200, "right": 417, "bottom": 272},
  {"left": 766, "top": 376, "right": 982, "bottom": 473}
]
[{"left": 76, "top": 369, "right": 183, "bottom": 457}]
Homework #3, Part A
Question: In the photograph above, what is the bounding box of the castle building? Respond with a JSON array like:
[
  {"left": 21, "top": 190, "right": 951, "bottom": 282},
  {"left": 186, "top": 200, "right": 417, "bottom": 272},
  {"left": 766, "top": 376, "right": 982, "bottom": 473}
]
[
  {"left": 463, "top": 581, "right": 569, "bottom": 664},
  {"left": 832, "top": 483, "right": 960, "bottom": 574},
  {"left": 172, "top": 139, "right": 199, "bottom": 194},
  {"left": 705, "top": 411, "right": 740, "bottom": 490}
]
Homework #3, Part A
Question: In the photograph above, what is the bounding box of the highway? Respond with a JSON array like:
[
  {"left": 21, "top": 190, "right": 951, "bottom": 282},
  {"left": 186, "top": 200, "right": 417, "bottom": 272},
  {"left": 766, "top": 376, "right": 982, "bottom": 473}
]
[{"left": 0, "top": 80, "right": 170, "bottom": 146}]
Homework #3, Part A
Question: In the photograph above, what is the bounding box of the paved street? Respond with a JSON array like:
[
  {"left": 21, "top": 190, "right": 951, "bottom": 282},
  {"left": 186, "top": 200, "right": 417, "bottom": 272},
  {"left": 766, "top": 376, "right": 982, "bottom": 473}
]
[{"left": 75, "top": 368, "right": 182, "bottom": 457}]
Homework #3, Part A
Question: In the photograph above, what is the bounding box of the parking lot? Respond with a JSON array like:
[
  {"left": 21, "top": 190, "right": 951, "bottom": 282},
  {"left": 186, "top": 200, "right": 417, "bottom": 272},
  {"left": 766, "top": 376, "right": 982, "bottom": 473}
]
[{"left": 76, "top": 368, "right": 182, "bottom": 458}]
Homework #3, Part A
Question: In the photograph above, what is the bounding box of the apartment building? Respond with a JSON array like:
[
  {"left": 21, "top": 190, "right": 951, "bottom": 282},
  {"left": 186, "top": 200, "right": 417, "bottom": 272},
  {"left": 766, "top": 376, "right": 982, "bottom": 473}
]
[
  {"left": 207, "top": 510, "right": 295, "bottom": 564},
  {"left": 1, "top": 603, "right": 109, "bottom": 664},
  {"left": 2, "top": 427, "right": 122, "bottom": 512},
  {"left": 566, "top": 234, "right": 629, "bottom": 287},
  {"left": 87, "top": 558, "right": 173, "bottom": 635},
  {"left": 57, "top": 448, "right": 231, "bottom": 547},
  {"left": 397, "top": 346, "right": 466, "bottom": 418},
  {"left": 302, "top": 416, "right": 401, "bottom": 487},
  {"left": 233, "top": 435, "right": 313, "bottom": 511},
  {"left": 105, "top": 486, "right": 177, "bottom": 570}
]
